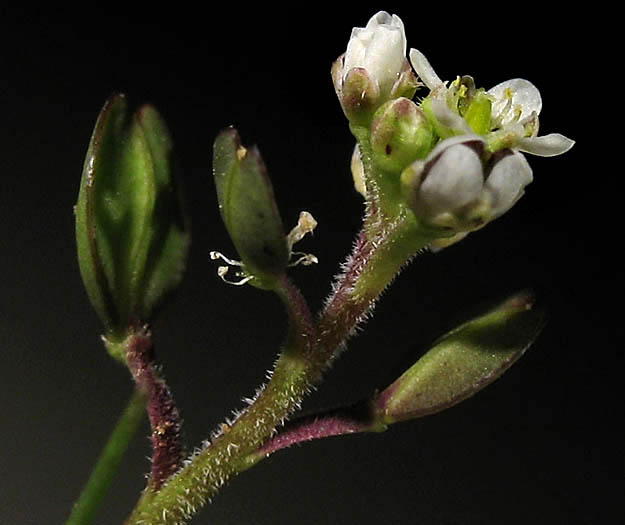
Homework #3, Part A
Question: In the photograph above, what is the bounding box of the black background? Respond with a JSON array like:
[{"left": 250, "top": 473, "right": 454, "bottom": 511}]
[{"left": 0, "top": 6, "right": 620, "bottom": 525}]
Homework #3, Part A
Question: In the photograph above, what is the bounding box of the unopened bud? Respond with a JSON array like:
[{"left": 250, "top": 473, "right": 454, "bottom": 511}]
[
  {"left": 370, "top": 97, "right": 435, "bottom": 173},
  {"left": 401, "top": 136, "right": 533, "bottom": 235},
  {"left": 333, "top": 11, "right": 416, "bottom": 125}
]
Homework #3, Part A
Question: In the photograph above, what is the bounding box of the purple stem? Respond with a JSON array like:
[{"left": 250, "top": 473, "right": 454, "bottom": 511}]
[
  {"left": 255, "top": 400, "right": 380, "bottom": 459},
  {"left": 125, "top": 330, "right": 184, "bottom": 489}
]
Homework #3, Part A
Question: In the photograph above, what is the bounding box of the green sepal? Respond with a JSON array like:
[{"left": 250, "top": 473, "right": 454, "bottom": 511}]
[
  {"left": 374, "top": 291, "right": 546, "bottom": 423},
  {"left": 213, "top": 128, "right": 289, "bottom": 285},
  {"left": 75, "top": 94, "right": 189, "bottom": 334}
]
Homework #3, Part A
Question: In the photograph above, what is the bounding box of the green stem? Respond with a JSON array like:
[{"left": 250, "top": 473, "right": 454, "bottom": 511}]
[{"left": 66, "top": 389, "right": 146, "bottom": 525}]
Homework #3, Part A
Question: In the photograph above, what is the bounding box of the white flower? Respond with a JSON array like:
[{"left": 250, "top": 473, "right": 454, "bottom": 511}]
[
  {"left": 487, "top": 78, "right": 574, "bottom": 156},
  {"left": 403, "top": 135, "right": 533, "bottom": 233},
  {"left": 408, "top": 48, "right": 575, "bottom": 157},
  {"left": 343, "top": 11, "right": 407, "bottom": 99}
]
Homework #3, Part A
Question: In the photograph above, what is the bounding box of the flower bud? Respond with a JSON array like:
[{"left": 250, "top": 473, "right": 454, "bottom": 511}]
[
  {"left": 373, "top": 291, "right": 546, "bottom": 423},
  {"left": 401, "top": 136, "right": 533, "bottom": 234},
  {"left": 370, "top": 97, "right": 435, "bottom": 173},
  {"left": 213, "top": 128, "right": 290, "bottom": 288},
  {"left": 75, "top": 94, "right": 190, "bottom": 337},
  {"left": 333, "top": 11, "right": 415, "bottom": 124}
]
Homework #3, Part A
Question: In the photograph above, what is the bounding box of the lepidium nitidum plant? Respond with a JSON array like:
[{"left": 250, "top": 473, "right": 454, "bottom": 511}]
[{"left": 67, "top": 10, "right": 573, "bottom": 525}]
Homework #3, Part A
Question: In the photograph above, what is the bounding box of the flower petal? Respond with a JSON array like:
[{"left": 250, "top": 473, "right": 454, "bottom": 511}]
[
  {"left": 409, "top": 48, "right": 443, "bottom": 91},
  {"left": 429, "top": 91, "right": 473, "bottom": 135},
  {"left": 426, "top": 134, "right": 486, "bottom": 163},
  {"left": 344, "top": 28, "right": 370, "bottom": 77},
  {"left": 366, "top": 25, "right": 406, "bottom": 95},
  {"left": 517, "top": 133, "right": 575, "bottom": 157},
  {"left": 420, "top": 144, "right": 484, "bottom": 215},
  {"left": 485, "top": 151, "right": 533, "bottom": 218},
  {"left": 488, "top": 79, "right": 542, "bottom": 126}
]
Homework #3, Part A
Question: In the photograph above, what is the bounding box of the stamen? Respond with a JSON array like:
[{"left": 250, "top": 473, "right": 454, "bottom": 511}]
[
  {"left": 286, "top": 211, "right": 319, "bottom": 269},
  {"left": 210, "top": 251, "right": 243, "bottom": 266},
  {"left": 520, "top": 112, "right": 540, "bottom": 137},
  {"left": 288, "top": 252, "right": 319, "bottom": 267},
  {"left": 211, "top": 251, "right": 253, "bottom": 285},
  {"left": 287, "top": 211, "right": 318, "bottom": 251},
  {"left": 216, "top": 265, "right": 254, "bottom": 286}
]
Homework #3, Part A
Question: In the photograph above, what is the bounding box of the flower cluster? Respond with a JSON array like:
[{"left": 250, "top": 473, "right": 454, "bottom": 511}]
[{"left": 337, "top": 11, "right": 574, "bottom": 246}]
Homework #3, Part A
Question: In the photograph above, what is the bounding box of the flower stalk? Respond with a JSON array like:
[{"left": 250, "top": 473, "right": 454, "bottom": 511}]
[{"left": 121, "top": 330, "right": 185, "bottom": 489}]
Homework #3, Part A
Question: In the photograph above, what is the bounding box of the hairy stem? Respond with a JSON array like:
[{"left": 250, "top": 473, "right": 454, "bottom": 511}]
[
  {"left": 124, "top": 330, "right": 185, "bottom": 489},
  {"left": 241, "top": 399, "right": 387, "bottom": 471},
  {"left": 126, "top": 212, "right": 434, "bottom": 524},
  {"left": 125, "top": 276, "right": 315, "bottom": 524},
  {"left": 65, "top": 389, "right": 146, "bottom": 525},
  {"left": 316, "top": 208, "right": 431, "bottom": 363}
]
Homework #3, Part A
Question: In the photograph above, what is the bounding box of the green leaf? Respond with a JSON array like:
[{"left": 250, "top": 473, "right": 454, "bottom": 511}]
[
  {"left": 374, "top": 291, "right": 546, "bottom": 423},
  {"left": 213, "top": 128, "right": 289, "bottom": 284}
]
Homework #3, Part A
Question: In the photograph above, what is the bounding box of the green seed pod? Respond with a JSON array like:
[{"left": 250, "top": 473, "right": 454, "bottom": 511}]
[
  {"left": 374, "top": 291, "right": 546, "bottom": 424},
  {"left": 75, "top": 94, "right": 190, "bottom": 340},
  {"left": 213, "top": 128, "right": 289, "bottom": 288}
]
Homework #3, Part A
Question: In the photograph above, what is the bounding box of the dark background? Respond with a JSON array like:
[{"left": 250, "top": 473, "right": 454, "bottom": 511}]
[{"left": 1, "top": 7, "right": 620, "bottom": 525}]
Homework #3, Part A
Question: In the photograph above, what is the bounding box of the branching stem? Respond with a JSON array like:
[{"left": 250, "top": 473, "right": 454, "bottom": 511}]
[{"left": 125, "top": 211, "right": 434, "bottom": 524}]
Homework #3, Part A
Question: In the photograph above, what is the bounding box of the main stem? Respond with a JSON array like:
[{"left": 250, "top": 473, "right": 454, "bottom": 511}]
[
  {"left": 126, "top": 211, "right": 433, "bottom": 525},
  {"left": 65, "top": 389, "right": 146, "bottom": 525}
]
